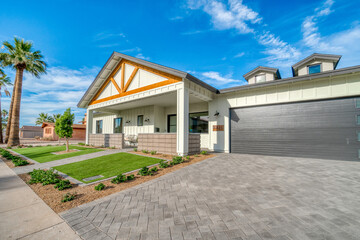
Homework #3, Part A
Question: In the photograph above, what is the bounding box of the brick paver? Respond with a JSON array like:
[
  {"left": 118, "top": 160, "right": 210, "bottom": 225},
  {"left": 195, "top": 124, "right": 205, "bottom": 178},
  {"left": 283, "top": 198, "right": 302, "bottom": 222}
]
[{"left": 61, "top": 154, "right": 360, "bottom": 240}]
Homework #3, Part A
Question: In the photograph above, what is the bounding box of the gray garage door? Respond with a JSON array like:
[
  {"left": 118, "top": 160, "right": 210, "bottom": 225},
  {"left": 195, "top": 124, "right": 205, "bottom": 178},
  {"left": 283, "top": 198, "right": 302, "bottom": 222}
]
[{"left": 230, "top": 97, "right": 360, "bottom": 161}]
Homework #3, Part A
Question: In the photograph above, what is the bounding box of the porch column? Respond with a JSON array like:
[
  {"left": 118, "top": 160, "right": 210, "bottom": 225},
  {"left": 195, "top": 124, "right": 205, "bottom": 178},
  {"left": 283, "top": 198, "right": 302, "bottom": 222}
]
[
  {"left": 176, "top": 85, "right": 189, "bottom": 156},
  {"left": 85, "top": 109, "right": 93, "bottom": 145}
]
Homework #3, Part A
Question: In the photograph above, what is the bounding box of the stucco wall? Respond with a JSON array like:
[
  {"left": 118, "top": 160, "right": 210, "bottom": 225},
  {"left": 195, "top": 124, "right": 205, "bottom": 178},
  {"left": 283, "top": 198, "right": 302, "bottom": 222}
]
[{"left": 208, "top": 72, "right": 360, "bottom": 153}]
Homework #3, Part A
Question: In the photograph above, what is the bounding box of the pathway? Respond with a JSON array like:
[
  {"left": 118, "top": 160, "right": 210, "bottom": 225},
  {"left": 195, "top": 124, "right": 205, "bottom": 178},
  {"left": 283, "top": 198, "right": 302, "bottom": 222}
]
[{"left": 0, "top": 159, "right": 81, "bottom": 239}]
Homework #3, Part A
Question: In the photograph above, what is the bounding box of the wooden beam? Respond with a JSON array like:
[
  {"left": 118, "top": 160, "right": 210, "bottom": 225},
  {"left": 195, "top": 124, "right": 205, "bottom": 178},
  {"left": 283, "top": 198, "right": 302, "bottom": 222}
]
[
  {"left": 122, "top": 67, "right": 138, "bottom": 92},
  {"left": 121, "top": 62, "right": 125, "bottom": 90},
  {"left": 110, "top": 77, "right": 122, "bottom": 94}
]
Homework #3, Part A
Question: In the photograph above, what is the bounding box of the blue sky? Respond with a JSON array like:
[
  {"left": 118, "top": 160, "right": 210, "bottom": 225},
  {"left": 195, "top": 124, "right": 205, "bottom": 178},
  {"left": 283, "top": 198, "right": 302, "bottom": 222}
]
[{"left": 0, "top": 0, "right": 359, "bottom": 126}]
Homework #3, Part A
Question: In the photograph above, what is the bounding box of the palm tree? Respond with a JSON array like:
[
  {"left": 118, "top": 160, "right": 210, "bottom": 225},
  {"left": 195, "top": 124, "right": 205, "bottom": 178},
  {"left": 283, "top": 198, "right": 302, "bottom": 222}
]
[
  {"left": 53, "top": 113, "right": 61, "bottom": 122},
  {"left": 35, "top": 112, "right": 54, "bottom": 125},
  {"left": 2, "top": 109, "right": 8, "bottom": 131},
  {"left": 0, "top": 37, "right": 47, "bottom": 146},
  {"left": 0, "top": 74, "right": 11, "bottom": 143}
]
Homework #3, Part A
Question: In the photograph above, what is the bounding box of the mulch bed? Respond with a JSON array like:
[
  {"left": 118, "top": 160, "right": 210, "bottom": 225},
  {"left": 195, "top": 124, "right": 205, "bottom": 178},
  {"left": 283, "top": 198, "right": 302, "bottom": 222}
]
[{"left": 19, "top": 153, "right": 215, "bottom": 213}]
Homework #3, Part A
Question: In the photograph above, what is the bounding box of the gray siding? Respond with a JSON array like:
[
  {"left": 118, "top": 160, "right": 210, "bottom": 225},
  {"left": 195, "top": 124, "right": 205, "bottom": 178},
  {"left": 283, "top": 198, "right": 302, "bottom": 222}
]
[{"left": 230, "top": 97, "right": 360, "bottom": 161}]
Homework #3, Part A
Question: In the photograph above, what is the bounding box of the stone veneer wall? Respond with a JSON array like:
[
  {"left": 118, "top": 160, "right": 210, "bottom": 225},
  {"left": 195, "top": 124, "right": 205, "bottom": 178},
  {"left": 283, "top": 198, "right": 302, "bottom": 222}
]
[
  {"left": 138, "top": 133, "right": 200, "bottom": 155},
  {"left": 89, "top": 134, "right": 124, "bottom": 149}
]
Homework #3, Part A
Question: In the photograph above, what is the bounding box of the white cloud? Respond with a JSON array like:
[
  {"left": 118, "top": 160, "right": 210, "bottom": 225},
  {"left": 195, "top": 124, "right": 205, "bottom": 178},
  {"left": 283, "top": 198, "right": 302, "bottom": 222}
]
[
  {"left": 233, "top": 52, "right": 245, "bottom": 58},
  {"left": 94, "top": 32, "right": 126, "bottom": 41},
  {"left": 202, "top": 71, "right": 246, "bottom": 87},
  {"left": 2, "top": 66, "right": 100, "bottom": 126},
  {"left": 135, "top": 53, "right": 150, "bottom": 60}
]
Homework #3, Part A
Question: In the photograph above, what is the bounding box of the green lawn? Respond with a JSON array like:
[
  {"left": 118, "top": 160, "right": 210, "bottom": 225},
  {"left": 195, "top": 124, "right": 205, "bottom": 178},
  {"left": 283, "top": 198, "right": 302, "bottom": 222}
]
[
  {"left": 13, "top": 145, "right": 102, "bottom": 163},
  {"left": 54, "top": 152, "right": 161, "bottom": 183}
]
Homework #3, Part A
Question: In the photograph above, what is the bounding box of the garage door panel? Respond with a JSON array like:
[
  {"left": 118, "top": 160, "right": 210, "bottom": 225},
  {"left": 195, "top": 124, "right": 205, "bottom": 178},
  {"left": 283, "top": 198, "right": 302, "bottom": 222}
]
[{"left": 230, "top": 97, "right": 360, "bottom": 161}]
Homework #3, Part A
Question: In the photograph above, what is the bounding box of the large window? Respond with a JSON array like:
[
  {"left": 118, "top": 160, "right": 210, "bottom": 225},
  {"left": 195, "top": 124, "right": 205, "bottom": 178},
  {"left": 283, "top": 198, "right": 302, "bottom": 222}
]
[
  {"left": 308, "top": 64, "right": 321, "bottom": 74},
  {"left": 114, "top": 117, "right": 122, "bottom": 133},
  {"left": 167, "top": 112, "right": 209, "bottom": 133},
  {"left": 168, "top": 115, "right": 177, "bottom": 133},
  {"left": 137, "top": 115, "right": 144, "bottom": 126},
  {"left": 96, "top": 120, "right": 103, "bottom": 134},
  {"left": 190, "top": 112, "right": 209, "bottom": 133},
  {"left": 255, "top": 74, "right": 266, "bottom": 83}
]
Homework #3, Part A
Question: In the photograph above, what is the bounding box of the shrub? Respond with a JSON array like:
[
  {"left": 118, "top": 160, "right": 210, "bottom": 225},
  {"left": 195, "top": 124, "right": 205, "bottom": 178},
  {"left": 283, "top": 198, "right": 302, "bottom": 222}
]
[
  {"left": 54, "top": 180, "right": 72, "bottom": 191},
  {"left": 127, "top": 174, "right": 135, "bottom": 181},
  {"left": 133, "top": 148, "right": 137, "bottom": 152},
  {"left": 6, "top": 146, "right": 11, "bottom": 149},
  {"left": 61, "top": 192, "right": 76, "bottom": 203},
  {"left": 109, "top": 146, "right": 116, "bottom": 149},
  {"left": 142, "top": 150, "right": 149, "bottom": 154},
  {"left": 13, "top": 158, "right": 29, "bottom": 166},
  {"left": 185, "top": 156, "right": 190, "bottom": 160},
  {"left": 27, "top": 145, "right": 33, "bottom": 148},
  {"left": 111, "top": 174, "right": 126, "bottom": 184},
  {"left": 150, "top": 151, "right": 157, "bottom": 155},
  {"left": 201, "top": 151, "right": 208, "bottom": 155},
  {"left": 95, "top": 183, "right": 105, "bottom": 191},
  {"left": 0, "top": 149, "right": 29, "bottom": 166},
  {"left": 150, "top": 166, "right": 158, "bottom": 173},
  {"left": 138, "top": 166, "right": 152, "bottom": 176},
  {"left": 29, "top": 169, "right": 60, "bottom": 185},
  {"left": 78, "top": 142, "right": 85, "bottom": 146},
  {"left": 85, "top": 144, "right": 89, "bottom": 146},
  {"left": 172, "top": 156, "right": 184, "bottom": 165},
  {"left": 159, "top": 160, "right": 169, "bottom": 168},
  {"left": 194, "top": 155, "right": 199, "bottom": 157}
]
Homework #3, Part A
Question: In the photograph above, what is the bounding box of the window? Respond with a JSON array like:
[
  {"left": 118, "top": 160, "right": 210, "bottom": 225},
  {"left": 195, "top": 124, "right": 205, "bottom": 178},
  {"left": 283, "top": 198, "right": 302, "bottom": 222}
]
[
  {"left": 137, "top": 115, "right": 143, "bottom": 126},
  {"left": 357, "top": 131, "right": 360, "bottom": 141},
  {"left": 189, "top": 112, "right": 209, "bottom": 133},
  {"left": 356, "top": 98, "right": 360, "bottom": 108},
  {"left": 45, "top": 128, "right": 51, "bottom": 134},
  {"left": 114, "top": 118, "right": 122, "bottom": 133},
  {"left": 96, "top": 120, "right": 103, "bottom": 134},
  {"left": 255, "top": 74, "right": 266, "bottom": 83},
  {"left": 357, "top": 115, "right": 360, "bottom": 125},
  {"left": 168, "top": 115, "right": 177, "bottom": 133},
  {"left": 308, "top": 64, "right": 321, "bottom": 74}
]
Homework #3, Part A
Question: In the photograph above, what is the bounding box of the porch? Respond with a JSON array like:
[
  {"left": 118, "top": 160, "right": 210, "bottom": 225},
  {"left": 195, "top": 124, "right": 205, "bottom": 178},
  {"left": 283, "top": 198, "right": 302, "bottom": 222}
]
[{"left": 85, "top": 85, "right": 212, "bottom": 155}]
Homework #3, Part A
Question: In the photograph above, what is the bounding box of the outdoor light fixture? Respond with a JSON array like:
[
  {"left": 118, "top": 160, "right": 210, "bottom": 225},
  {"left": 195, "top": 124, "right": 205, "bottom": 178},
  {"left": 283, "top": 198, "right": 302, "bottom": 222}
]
[
  {"left": 214, "top": 111, "right": 220, "bottom": 117},
  {"left": 144, "top": 118, "right": 150, "bottom": 123},
  {"left": 126, "top": 120, "right": 131, "bottom": 124}
]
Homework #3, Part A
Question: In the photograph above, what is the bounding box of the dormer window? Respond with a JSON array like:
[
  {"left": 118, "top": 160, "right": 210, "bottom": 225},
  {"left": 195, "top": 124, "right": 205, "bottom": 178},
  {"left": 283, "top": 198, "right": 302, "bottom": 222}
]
[
  {"left": 255, "top": 74, "right": 266, "bottom": 83},
  {"left": 308, "top": 64, "right": 321, "bottom": 74}
]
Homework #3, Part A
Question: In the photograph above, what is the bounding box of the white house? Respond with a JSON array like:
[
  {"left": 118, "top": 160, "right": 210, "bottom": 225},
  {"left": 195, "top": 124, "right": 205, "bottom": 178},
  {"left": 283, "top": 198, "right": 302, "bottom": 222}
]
[{"left": 78, "top": 52, "right": 360, "bottom": 160}]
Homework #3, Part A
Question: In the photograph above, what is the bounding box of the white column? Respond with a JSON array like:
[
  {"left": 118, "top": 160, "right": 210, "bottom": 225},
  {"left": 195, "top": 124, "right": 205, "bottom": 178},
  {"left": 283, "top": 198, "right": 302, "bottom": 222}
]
[
  {"left": 86, "top": 109, "right": 93, "bottom": 145},
  {"left": 176, "top": 85, "right": 189, "bottom": 156}
]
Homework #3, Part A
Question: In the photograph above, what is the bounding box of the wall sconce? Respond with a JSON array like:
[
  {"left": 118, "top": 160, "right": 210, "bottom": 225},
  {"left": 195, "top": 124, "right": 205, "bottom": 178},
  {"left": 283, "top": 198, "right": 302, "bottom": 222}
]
[
  {"left": 144, "top": 118, "right": 150, "bottom": 123},
  {"left": 125, "top": 120, "right": 131, "bottom": 124},
  {"left": 214, "top": 111, "right": 220, "bottom": 117}
]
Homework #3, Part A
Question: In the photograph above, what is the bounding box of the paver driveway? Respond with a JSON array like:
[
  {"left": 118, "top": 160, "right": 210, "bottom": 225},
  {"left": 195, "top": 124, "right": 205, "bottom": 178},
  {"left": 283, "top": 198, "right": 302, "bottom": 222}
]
[{"left": 61, "top": 154, "right": 360, "bottom": 240}]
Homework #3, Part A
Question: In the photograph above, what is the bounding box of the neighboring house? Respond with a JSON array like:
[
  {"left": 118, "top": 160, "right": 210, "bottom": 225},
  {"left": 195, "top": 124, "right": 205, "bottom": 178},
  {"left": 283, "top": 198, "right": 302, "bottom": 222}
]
[
  {"left": 20, "top": 126, "right": 43, "bottom": 138},
  {"left": 78, "top": 52, "right": 360, "bottom": 160},
  {"left": 41, "top": 122, "right": 86, "bottom": 141}
]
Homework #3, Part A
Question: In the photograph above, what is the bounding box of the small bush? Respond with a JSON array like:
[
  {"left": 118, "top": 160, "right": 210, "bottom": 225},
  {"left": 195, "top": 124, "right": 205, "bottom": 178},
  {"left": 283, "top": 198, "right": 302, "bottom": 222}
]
[
  {"left": 150, "top": 167, "right": 158, "bottom": 173},
  {"left": 95, "top": 183, "right": 105, "bottom": 191},
  {"left": 141, "top": 150, "right": 149, "bottom": 154},
  {"left": 194, "top": 155, "right": 199, "bottom": 157},
  {"left": 127, "top": 174, "right": 135, "bottom": 181},
  {"left": 201, "top": 151, "right": 208, "bottom": 155},
  {"left": 78, "top": 142, "right": 85, "bottom": 146},
  {"left": 159, "top": 160, "right": 169, "bottom": 168},
  {"left": 54, "top": 180, "right": 72, "bottom": 191},
  {"left": 185, "top": 156, "right": 190, "bottom": 160},
  {"left": 85, "top": 144, "right": 89, "bottom": 146},
  {"left": 29, "top": 169, "right": 59, "bottom": 185},
  {"left": 6, "top": 146, "right": 12, "bottom": 149},
  {"left": 17, "top": 145, "right": 23, "bottom": 148},
  {"left": 133, "top": 148, "right": 137, "bottom": 152},
  {"left": 138, "top": 166, "right": 152, "bottom": 176},
  {"left": 0, "top": 149, "right": 29, "bottom": 166},
  {"left": 150, "top": 151, "right": 157, "bottom": 155},
  {"left": 172, "top": 156, "right": 184, "bottom": 165},
  {"left": 109, "top": 146, "right": 116, "bottom": 149},
  {"left": 27, "top": 145, "right": 33, "bottom": 148},
  {"left": 61, "top": 192, "right": 76, "bottom": 203},
  {"left": 111, "top": 174, "right": 126, "bottom": 184}
]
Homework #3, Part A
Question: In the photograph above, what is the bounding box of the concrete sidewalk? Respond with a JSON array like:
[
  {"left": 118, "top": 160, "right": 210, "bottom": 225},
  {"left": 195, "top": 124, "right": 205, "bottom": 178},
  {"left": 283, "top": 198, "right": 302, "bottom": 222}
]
[{"left": 0, "top": 159, "right": 81, "bottom": 240}]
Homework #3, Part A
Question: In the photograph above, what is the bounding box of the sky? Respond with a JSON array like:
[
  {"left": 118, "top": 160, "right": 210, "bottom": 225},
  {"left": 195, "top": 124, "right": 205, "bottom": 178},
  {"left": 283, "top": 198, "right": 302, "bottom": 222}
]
[{"left": 0, "top": 0, "right": 360, "bottom": 126}]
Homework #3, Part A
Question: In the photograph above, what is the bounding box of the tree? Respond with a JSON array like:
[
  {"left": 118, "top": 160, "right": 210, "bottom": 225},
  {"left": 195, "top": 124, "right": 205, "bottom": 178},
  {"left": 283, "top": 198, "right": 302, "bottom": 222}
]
[
  {"left": 53, "top": 113, "right": 61, "bottom": 121},
  {"left": 35, "top": 113, "right": 54, "bottom": 125},
  {"left": 55, "top": 108, "right": 74, "bottom": 152},
  {"left": 0, "top": 37, "right": 47, "bottom": 146},
  {"left": 2, "top": 109, "right": 8, "bottom": 132},
  {"left": 0, "top": 74, "right": 11, "bottom": 143}
]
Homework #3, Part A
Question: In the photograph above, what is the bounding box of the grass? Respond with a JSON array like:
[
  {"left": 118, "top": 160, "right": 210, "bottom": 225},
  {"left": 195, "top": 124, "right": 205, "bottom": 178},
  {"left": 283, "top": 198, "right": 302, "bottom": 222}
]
[
  {"left": 54, "top": 152, "right": 161, "bottom": 183},
  {"left": 13, "top": 145, "right": 102, "bottom": 163}
]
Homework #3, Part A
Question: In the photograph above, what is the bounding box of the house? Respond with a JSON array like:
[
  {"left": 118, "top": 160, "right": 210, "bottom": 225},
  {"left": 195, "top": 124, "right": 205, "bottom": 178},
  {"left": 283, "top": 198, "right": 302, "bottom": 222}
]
[
  {"left": 19, "top": 126, "right": 43, "bottom": 138},
  {"left": 78, "top": 52, "right": 360, "bottom": 160},
  {"left": 41, "top": 122, "right": 86, "bottom": 141}
]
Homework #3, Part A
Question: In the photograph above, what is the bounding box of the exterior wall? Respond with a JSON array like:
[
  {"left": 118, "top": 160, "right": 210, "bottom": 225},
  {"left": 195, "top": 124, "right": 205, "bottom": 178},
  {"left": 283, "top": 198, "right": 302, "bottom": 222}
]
[
  {"left": 200, "top": 134, "right": 209, "bottom": 149},
  {"left": 154, "top": 106, "right": 166, "bottom": 132},
  {"left": 248, "top": 72, "right": 275, "bottom": 84},
  {"left": 43, "top": 127, "right": 56, "bottom": 140},
  {"left": 88, "top": 133, "right": 124, "bottom": 148},
  {"left": 209, "top": 72, "right": 360, "bottom": 153},
  {"left": 138, "top": 133, "right": 200, "bottom": 155},
  {"left": 297, "top": 60, "right": 334, "bottom": 76},
  {"left": 71, "top": 128, "right": 86, "bottom": 140},
  {"left": 21, "top": 130, "right": 43, "bottom": 138}
]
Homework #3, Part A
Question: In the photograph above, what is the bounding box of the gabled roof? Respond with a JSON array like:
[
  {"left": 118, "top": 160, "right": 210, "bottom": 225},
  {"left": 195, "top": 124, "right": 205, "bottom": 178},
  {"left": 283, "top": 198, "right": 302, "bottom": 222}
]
[
  {"left": 243, "top": 66, "right": 281, "bottom": 81},
  {"left": 291, "top": 53, "right": 341, "bottom": 72},
  {"left": 77, "top": 52, "right": 218, "bottom": 108},
  {"left": 20, "top": 126, "right": 42, "bottom": 131}
]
